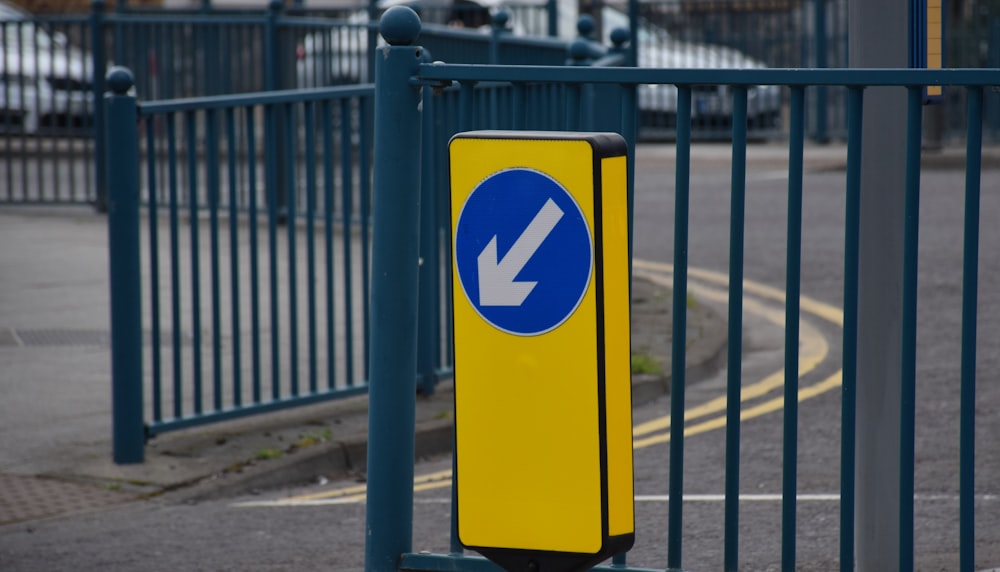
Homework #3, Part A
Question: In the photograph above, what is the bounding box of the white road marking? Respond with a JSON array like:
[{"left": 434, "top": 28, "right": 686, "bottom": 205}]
[{"left": 234, "top": 492, "right": 998, "bottom": 508}]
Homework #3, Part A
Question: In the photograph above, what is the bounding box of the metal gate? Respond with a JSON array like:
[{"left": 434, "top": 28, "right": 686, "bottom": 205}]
[{"left": 363, "top": 7, "right": 993, "bottom": 572}]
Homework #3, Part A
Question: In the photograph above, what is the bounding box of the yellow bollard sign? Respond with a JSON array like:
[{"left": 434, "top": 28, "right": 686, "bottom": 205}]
[
  {"left": 449, "top": 131, "right": 635, "bottom": 572},
  {"left": 911, "top": 0, "right": 943, "bottom": 102}
]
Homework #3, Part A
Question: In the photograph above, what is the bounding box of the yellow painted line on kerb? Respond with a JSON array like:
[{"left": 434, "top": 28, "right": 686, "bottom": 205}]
[
  {"left": 287, "top": 469, "right": 453, "bottom": 503},
  {"left": 238, "top": 262, "right": 845, "bottom": 508}
]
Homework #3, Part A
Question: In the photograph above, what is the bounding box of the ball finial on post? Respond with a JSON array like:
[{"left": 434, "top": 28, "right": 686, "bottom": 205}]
[
  {"left": 576, "top": 14, "right": 595, "bottom": 39},
  {"left": 492, "top": 10, "right": 510, "bottom": 30},
  {"left": 610, "top": 27, "right": 629, "bottom": 49},
  {"left": 106, "top": 66, "right": 135, "bottom": 95},
  {"left": 380, "top": 6, "right": 422, "bottom": 46}
]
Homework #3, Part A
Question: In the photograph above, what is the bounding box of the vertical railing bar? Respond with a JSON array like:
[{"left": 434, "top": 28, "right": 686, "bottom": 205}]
[
  {"left": 359, "top": 96, "right": 373, "bottom": 382},
  {"left": 666, "top": 83, "right": 692, "bottom": 572},
  {"left": 186, "top": 109, "right": 204, "bottom": 416},
  {"left": 68, "top": 24, "right": 82, "bottom": 203},
  {"left": 322, "top": 100, "right": 338, "bottom": 390},
  {"left": 418, "top": 81, "right": 439, "bottom": 395},
  {"left": 266, "top": 101, "right": 281, "bottom": 401},
  {"left": 450, "top": 449, "right": 462, "bottom": 554},
  {"left": 167, "top": 113, "right": 183, "bottom": 419},
  {"left": 2, "top": 19, "right": 11, "bottom": 201},
  {"left": 442, "top": 94, "right": 456, "bottom": 369},
  {"left": 459, "top": 81, "right": 475, "bottom": 132},
  {"left": 42, "top": 22, "right": 54, "bottom": 201},
  {"left": 565, "top": 83, "right": 581, "bottom": 131},
  {"left": 840, "top": 85, "right": 865, "bottom": 572},
  {"left": 34, "top": 23, "right": 44, "bottom": 202},
  {"left": 49, "top": 22, "right": 61, "bottom": 200},
  {"left": 621, "top": 82, "right": 638, "bottom": 268},
  {"left": 341, "top": 97, "right": 355, "bottom": 386},
  {"left": 206, "top": 107, "right": 223, "bottom": 412},
  {"left": 305, "top": 101, "right": 319, "bottom": 395},
  {"left": 899, "top": 85, "right": 923, "bottom": 572},
  {"left": 512, "top": 82, "right": 526, "bottom": 130},
  {"left": 489, "top": 84, "right": 499, "bottom": 129},
  {"left": 246, "top": 106, "right": 263, "bottom": 404},
  {"left": 284, "top": 102, "right": 300, "bottom": 397},
  {"left": 146, "top": 112, "right": 163, "bottom": 424},
  {"left": 226, "top": 107, "right": 243, "bottom": 407},
  {"left": 781, "top": 84, "right": 806, "bottom": 572},
  {"left": 959, "top": 85, "right": 983, "bottom": 572},
  {"left": 18, "top": 23, "right": 28, "bottom": 201},
  {"left": 723, "top": 84, "right": 748, "bottom": 572}
]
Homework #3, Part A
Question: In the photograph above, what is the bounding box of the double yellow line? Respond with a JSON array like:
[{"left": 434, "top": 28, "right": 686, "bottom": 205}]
[
  {"left": 239, "top": 261, "right": 845, "bottom": 507},
  {"left": 630, "top": 260, "right": 844, "bottom": 448}
]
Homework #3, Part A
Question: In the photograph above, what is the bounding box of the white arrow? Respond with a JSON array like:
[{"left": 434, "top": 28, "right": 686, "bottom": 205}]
[{"left": 477, "top": 198, "right": 565, "bottom": 307}]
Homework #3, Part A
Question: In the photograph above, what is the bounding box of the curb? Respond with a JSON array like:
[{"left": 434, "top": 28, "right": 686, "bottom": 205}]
[{"left": 173, "top": 277, "right": 729, "bottom": 502}]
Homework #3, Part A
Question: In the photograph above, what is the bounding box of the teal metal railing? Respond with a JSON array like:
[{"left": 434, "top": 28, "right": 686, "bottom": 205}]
[
  {"left": 365, "top": 8, "right": 990, "bottom": 571},
  {"left": 7, "top": 0, "right": 1000, "bottom": 210},
  {"left": 1, "top": 0, "right": 560, "bottom": 211},
  {"left": 106, "top": 70, "right": 381, "bottom": 461},
  {"left": 100, "top": 11, "right": 595, "bottom": 463}
]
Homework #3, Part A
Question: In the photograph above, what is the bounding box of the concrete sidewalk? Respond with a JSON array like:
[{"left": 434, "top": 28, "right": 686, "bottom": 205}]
[{"left": 0, "top": 141, "right": 995, "bottom": 526}]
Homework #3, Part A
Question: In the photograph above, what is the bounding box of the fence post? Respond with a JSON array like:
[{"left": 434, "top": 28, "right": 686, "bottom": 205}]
[
  {"left": 364, "top": 7, "right": 424, "bottom": 572},
  {"left": 91, "top": 0, "right": 108, "bottom": 212},
  {"left": 105, "top": 67, "right": 145, "bottom": 465},
  {"left": 490, "top": 11, "right": 510, "bottom": 64},
  {"left": 546, "top": 0, "right": 557, "bottom": 37}
]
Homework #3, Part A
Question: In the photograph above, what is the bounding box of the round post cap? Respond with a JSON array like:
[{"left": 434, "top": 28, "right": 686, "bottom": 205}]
[
  {"left": 380, "top": 6, "right": 422, "bottom": 46},
  {"left": 106, "top": 66, "right": 135, "bottom": 94}
]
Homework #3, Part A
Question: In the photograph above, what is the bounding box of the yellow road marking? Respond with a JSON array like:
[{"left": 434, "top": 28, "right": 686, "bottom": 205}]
[
  {"left": 289, "top": 469, "right": 453, "bottom": 502},
  {"left": 268, "top": 261, "right": 845, "bottom": 506},
  {"left": 631, "top": 267, "right": 829, "bottom": 437},
  {"left": 633, "top": 260, "right": 844, "bottom": 326},
  {"left": 632, "top": 371, "right": 843, "bottom": 449}
]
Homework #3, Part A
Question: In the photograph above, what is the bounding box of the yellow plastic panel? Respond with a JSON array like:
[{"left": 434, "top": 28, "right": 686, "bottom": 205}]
[
  {"left": 600, "top": 154, "right": 635, "bottom": 537},
  {"left": 451, "top": 134, "right": 602, "bottom": 553}
]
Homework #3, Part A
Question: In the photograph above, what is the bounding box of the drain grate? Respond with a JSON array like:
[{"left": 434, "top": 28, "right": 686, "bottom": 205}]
[
  {"left": 0, "top": 328, "right": 191, "bottom": 348},
  {"left": 13, "top": 329, "right": 110, "bottom": 347},
  {"left": 0, "top": 474, "right": 138, "bottom": 526},
  {"left": 0, "top": 328, "right": 17, "bottom": 347}
]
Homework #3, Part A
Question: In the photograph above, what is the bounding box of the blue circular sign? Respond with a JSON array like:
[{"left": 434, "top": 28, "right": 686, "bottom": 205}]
[{"left": 454, "top": 168, "right": 593, "bottom": 336}]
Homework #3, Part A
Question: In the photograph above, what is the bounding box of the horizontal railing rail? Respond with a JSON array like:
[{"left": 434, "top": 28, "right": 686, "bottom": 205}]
[{"left": 414, "top": 64, "right": 1000, "bottom": 86}]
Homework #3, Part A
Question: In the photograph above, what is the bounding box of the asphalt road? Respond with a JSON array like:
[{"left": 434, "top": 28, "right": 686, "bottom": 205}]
[{"left": 1, "top": 148, "right": 998, "bottom": 571}]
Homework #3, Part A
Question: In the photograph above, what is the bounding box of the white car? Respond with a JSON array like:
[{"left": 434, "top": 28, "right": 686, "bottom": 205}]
[
  {"left": 295, "top": 11, "right": 373, "bottom": 87},
  {"left": 295, "top": 0, "right": 504, "bottom": 88},
  {"left": 294, "top": 0, "right": 781, "bottom": 131},
  {"left": 1, "top": 0, "right": 95, "bottom": 135},
  {"left": 596, "top": 4, "right": 782, "bottom": 132}
]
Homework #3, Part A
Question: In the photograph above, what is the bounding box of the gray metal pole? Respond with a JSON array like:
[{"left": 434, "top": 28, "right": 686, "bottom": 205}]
[{"left": 850, "top": 0, "right": 908, "bottom": 569}]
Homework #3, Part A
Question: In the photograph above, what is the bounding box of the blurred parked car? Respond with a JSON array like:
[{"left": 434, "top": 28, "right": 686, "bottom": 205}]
[
  {"left": 597, "top": 4, "right": 782, "bottom": 130},
  {"left": 294, "top": 0, "right": 781, "bottom": 131},
  {"left": 1, "top": 0, "right": 95, "bottom": 135},
  {"left": 295, "top": 0, "right": 502, "bottom": 88}
]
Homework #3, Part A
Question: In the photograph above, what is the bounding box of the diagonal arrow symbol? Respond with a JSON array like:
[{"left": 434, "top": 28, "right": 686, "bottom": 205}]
[{"left": 477, "top": 198, "right": 564, "bottom": 307}]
